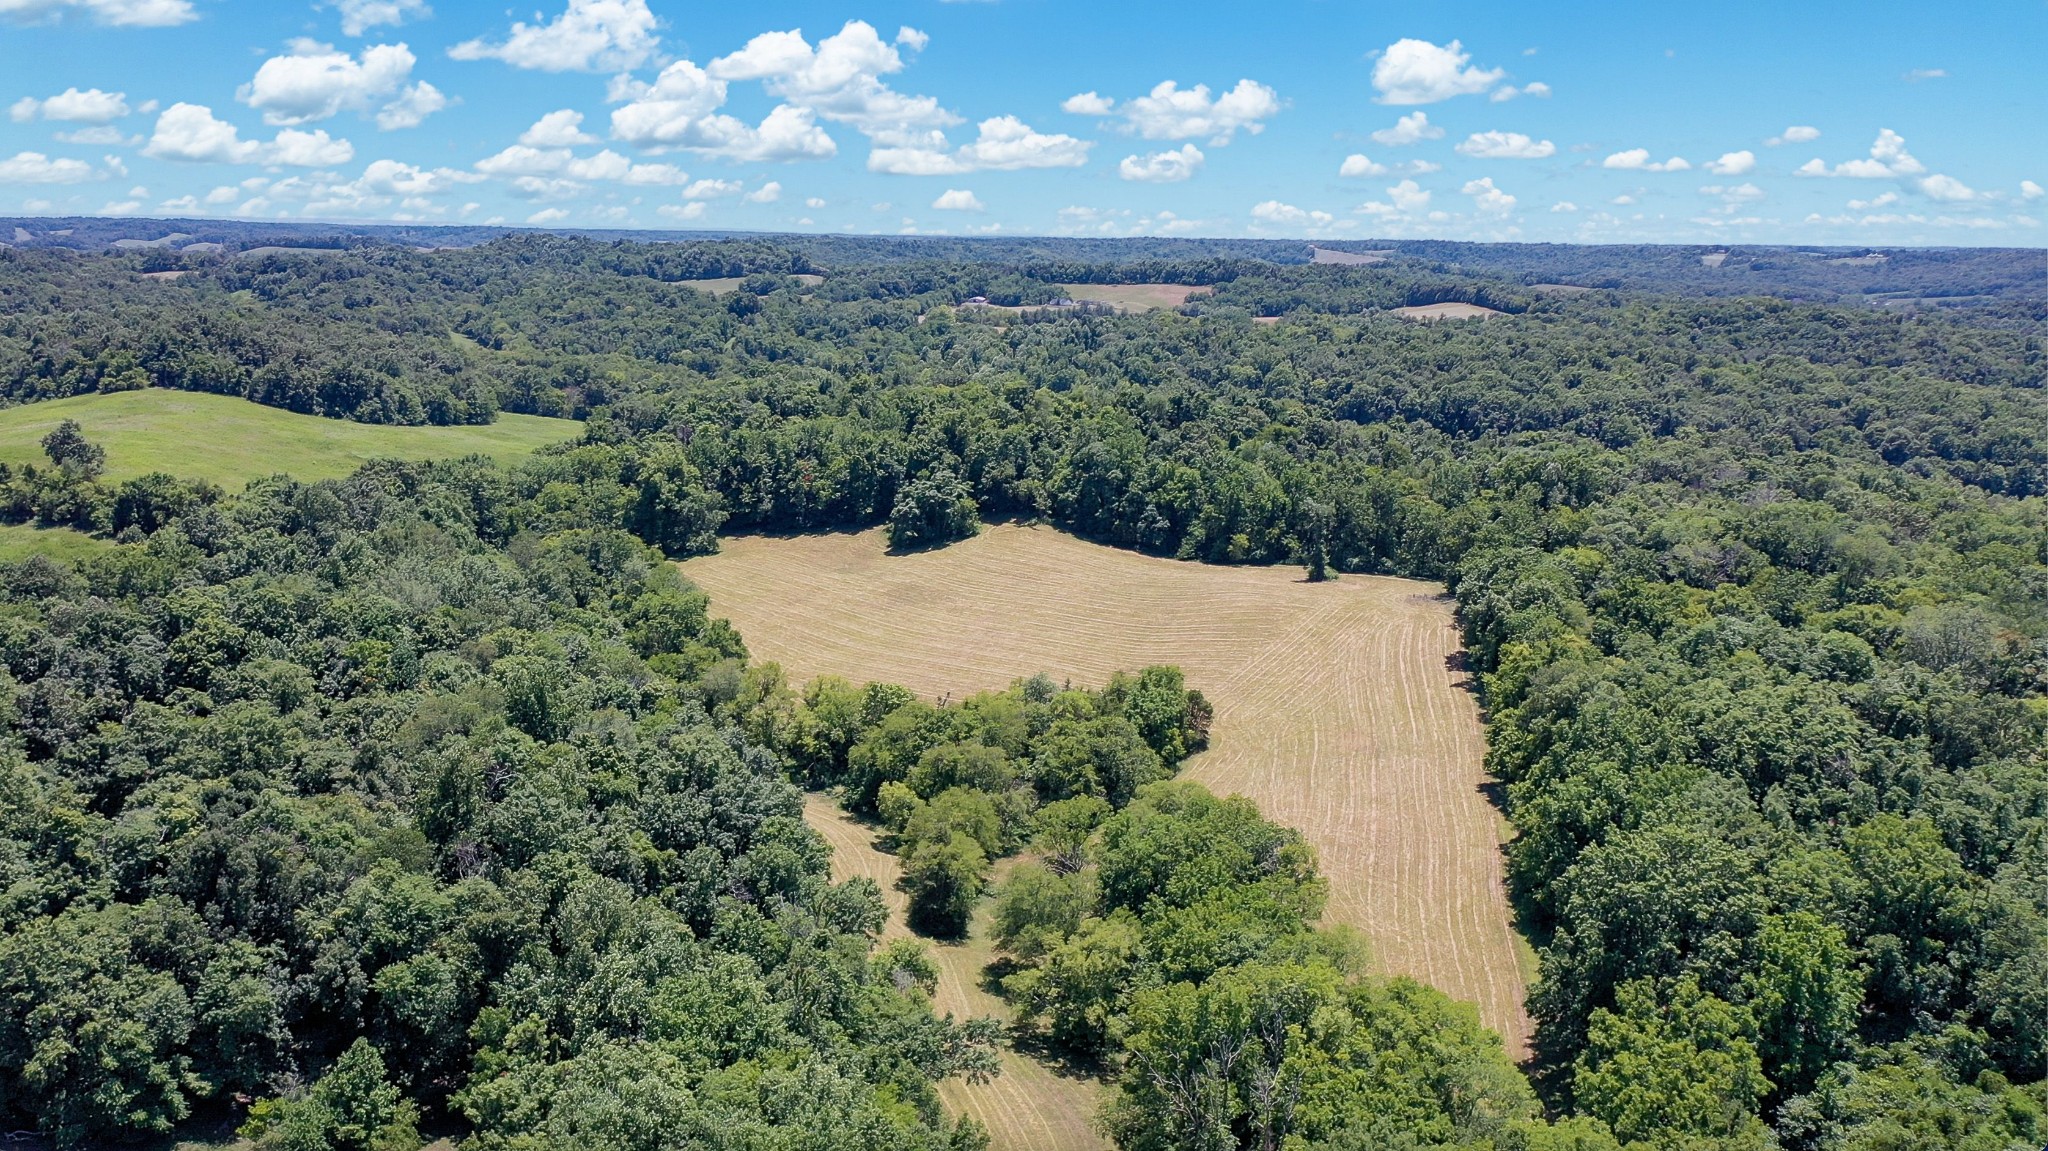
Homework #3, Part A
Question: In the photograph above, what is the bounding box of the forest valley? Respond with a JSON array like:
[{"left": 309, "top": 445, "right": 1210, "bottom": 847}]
[{"left": 0, "top": 233, "right": 2043, "bottom": 1151}]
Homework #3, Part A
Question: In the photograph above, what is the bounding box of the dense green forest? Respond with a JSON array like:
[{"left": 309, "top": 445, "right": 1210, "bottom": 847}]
[{"left": 0, "top": 233, "right": 2044, "bottom": 1150}]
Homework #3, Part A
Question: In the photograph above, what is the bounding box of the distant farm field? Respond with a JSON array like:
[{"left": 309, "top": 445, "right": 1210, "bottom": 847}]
[
  {"left": 0, "top": 390, "right": 580, "bottom": 487},
  {"left": 1059, "top": 283, "right": 1212, "bottom": 311},
  {"left": 1391, "top": 302, "right": 1506, "bottom": 322},
  {"left": 677, "top": 274, "right": 825, "bottom": 294},
  {"left": 683, "top": 525, "right": 1531, "bottom": 1050}
]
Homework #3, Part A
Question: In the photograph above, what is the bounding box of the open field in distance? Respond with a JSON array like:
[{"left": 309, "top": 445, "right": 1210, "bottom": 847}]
[
  {"left": 677, "top": 274, "right": 826, "bottom": 294},
  {"left": 1390, "top": 302, "right": 1507, "bottom": 322},
  {"left": 1059, "top": 283, "right": 1213, "bottom": 311},
  {"left": 0, "top": 390, "right": 580, "bottom": 487}
]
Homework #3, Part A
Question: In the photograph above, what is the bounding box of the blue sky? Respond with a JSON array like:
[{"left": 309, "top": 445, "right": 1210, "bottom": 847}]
[{"left": 1, "top": 0, "right": 2042, "bottom": 244}]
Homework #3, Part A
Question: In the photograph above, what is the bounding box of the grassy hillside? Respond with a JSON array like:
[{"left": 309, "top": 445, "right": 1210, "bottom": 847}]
[{"left": 0, "top": 389, "right": 579, "bottom": 487}]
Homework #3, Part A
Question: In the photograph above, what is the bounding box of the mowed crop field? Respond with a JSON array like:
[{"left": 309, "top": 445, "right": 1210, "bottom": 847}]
[
  {"left": 685, "top": 527, "right": 1532, "bottom": 1085},
  {"left": 0, "top": 390, "right": 580, "bottom": 487}
]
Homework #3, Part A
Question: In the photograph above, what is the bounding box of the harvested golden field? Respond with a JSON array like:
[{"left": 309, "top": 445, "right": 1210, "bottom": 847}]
[
  {"left": 685, "top": 526, "right": 1531, "bottom": 1053},
  {"left": 803, "top": 796, "right": 1111, "bottom": 1151},
  {"left": 1059, "top": 283, "right": 1212, "bottom": 311}
]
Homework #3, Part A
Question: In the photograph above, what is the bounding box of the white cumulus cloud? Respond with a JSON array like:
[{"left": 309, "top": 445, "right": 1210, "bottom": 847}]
[
  {"left": 1461, "top": 176, "right": 1515, "bottom": 213},
  {"left": 143, "top": 102, "right": 359, "bottom": 166},
  {"left": 711, "top": 21, "right": 954, "bottom": 144},
  {"left": 359, "top": 158, "right": 481, "bottom": 196},
  {"left": 144, "top": 103, "right": 263, "bottom": 163},
  {"left": 1339, "top": 154, "right": 1385, "bottom": 177},
  {"left": 241, "top": 40, "right": 443, "bottom": 130},
  {"left": 931, "top": 188, "right": 983, "bottom": 211},
  {"left": 375, "top": 81, "right": 445, "bottom": 130},
  {"left": 1603, "top": 148, "right": 1690, "bottom": 172},
  {"left": 475, "top": 142, "right": 685, "bottom": 186},
  {"left": 1068, "top": 78, "right": 1280, "bottom": 145},
  {"left": 1456, "top": 130, "right": 1553, "bottom": 159},
  {"left": 521, "top": 109, "right": 597, "bottom": 147},
  {"left": 268, "top": 128, "right": 354, "bottom": 166},
  {"left": 1357, "top": 178, "right": 1433, "bottom": 217},
  {"left": 1705, "top": 150, "right": 1755, "bottom": 176},
  {"left": 1118, "top": 144, "right": 1203, "bottom": 183},
  {"left": 1918, "top": 173, "right": 1977, "bottom": 201},
  {"left": 10, "top": 87, "right": 131, "bottom": 123},
  {"left": 0, "top": 150, "right": 100, "bottom": 183},
  {"left": 1250, "top": 200, "right": 1333, "bottom": 226},
  {"left": 869, "top": 115, "right": 1090, "bottom": 175},
  {"left": 608, "top": 61, "right": 728, "bottom": 144},
  {"left": 1795, "top": 128, "right": 1924, "bottom": 178},
  {"left": 1389, "top": 179, "right": 1431, "bottom": 211},
  {"left": 1490, "top": 81, "right": 1550, "bottom": 102},
  {"left": 1370, "top": 111, "right": 1442, "bottom": 147},
  {"left": 2022, "top": 180, "right": 2043, "bottom": 200},
  {"left": 1060, "top": 91, "right": 1114, "bottom": 116},
  {"left": 450, "top": 0, "right": 658, "bottom": 72},
  {"left": 1372, "top": 38, "right": 1507, "bottom": 105},
  {"left": 1766, "top": 125, "right": 1820, "bottom": 146},
  {"left": 746, "top": 181, "right": 780, "bottom": 203}
]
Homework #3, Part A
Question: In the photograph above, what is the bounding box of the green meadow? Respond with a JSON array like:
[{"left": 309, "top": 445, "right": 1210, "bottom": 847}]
[{"left": 0, "top": 389, "right": 580, "bottom": 488}]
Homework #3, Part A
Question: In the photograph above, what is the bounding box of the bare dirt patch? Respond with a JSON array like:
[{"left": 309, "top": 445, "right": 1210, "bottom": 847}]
[
  {"left": 1060, "top": 284, "right": 1213, "bottom": 312},
  {"left": 684, "top": 525, "right": 1530, "bottom": 1055},
  {"left": 1391, "top": 302, "right": 1505, "bottom": 322}
]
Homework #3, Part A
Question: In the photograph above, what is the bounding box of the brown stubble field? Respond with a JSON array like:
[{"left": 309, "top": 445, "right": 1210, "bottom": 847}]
[{"left": 685, "top": 525, "right": 1530, "bottom": 1146}]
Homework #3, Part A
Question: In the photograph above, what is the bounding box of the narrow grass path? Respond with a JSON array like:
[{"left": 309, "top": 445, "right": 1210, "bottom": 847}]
[{"left": 802, "top": 796, "right": 1111, "bottom": 1151}]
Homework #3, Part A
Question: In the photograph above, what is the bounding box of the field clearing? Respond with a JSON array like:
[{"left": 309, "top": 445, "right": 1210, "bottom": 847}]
[
  {"left": 0, "top": 390, "right": 579, "bottom": 487},
  {"left": 685, "top": 525, "right": 1531, "bottom": 1056},
  {"left": 1059, "top": 283, "right": 1212, "bottom": 311},
  {"left": 803, "top": 796, "right": 1111, "bottom": 1151},
  {"left": 677, "top": 274, "right": 825, "bottom": 294},
  {"left": 1391, "top": 302, "right": 1506, "bottom": 322},
  {"left": 1309, "top": 246, "right": 1394, "bottom": 265},
  {"left": 0, "top": 522, "right": 116, "bottom": 564}
]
